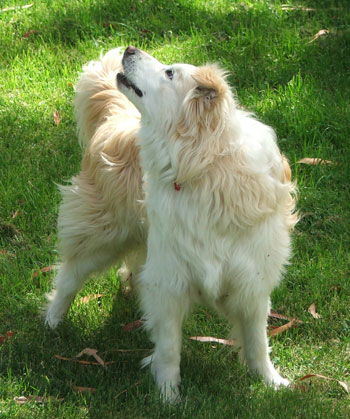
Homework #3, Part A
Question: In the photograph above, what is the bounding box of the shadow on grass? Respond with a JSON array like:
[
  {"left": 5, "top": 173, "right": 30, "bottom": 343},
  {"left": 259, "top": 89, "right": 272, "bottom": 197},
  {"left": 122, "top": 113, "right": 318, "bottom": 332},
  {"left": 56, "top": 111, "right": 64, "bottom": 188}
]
[
  {"left": 4, "top": 0, "right": 350, "bottom": 118},
  {"left": 1, "top": 282, "right": 348, "bottom": 416},
  {"left": 18, "top": 0, "right": 273, "bottom": 46},
  {"left": 12, "top": 1, "right": 348, "bottom": 76},
  {"left": 12, "top": 0, "right": 349, "bottom": 132},
  {"left": 1, "top": 290, "right": 144, "bottom": 393}
]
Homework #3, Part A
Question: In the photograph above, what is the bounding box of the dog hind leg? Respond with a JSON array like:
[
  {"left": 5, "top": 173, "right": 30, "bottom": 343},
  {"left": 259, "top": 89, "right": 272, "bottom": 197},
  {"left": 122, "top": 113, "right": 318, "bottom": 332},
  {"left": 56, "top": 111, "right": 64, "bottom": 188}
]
[
  {"left": 44, "top": 177, "right": 140, "bottom": 328},
  {"left": 45, "top": 250, "right": 117, "bottom": 328}
]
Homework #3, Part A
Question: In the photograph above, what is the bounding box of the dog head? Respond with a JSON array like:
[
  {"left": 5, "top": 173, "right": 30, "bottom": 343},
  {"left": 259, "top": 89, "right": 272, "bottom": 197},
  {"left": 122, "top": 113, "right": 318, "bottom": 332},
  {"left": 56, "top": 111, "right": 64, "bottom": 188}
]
[
  {"left": 117, "top": 46, "right": 235, "bottom": 183},
  {"left": 117, "top": 46, "right": 232, "bottom": 134}
]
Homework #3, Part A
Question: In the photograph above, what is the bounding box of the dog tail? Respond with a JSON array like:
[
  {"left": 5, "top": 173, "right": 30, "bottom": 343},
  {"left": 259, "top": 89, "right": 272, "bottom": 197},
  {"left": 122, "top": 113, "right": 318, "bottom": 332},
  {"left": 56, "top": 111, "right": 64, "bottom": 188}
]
[{"left": 74, "top": 48, "right": 140, "bottom": 148}]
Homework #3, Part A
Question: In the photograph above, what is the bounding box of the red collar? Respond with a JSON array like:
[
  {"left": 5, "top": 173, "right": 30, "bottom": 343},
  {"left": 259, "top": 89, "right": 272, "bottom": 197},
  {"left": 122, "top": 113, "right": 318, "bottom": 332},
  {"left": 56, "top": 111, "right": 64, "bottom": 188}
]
[{"left": 174, "top": 182, "right": 181, "bottom": 191}]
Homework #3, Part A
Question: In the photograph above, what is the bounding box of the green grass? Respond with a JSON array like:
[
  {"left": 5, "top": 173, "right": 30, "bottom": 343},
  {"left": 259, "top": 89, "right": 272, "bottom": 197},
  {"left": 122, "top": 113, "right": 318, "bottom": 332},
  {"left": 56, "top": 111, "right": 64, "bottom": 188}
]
[{"left": 1, "top": 0, "right": 350, "bottom": 417}]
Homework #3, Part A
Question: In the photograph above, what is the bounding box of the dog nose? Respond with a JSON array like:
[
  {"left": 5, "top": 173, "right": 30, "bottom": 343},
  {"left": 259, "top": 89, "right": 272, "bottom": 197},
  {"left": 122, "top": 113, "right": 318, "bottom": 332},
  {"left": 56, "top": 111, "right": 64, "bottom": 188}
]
[{"left": 125, "top": 46, "right": 137, "bottom": 55}]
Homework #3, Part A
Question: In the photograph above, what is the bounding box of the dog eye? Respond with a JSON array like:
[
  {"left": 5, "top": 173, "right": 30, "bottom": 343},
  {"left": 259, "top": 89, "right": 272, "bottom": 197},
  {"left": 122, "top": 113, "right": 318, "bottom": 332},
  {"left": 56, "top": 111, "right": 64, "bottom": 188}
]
[{"left": 165, "top": 69, "right": 174, "bottom": 80}]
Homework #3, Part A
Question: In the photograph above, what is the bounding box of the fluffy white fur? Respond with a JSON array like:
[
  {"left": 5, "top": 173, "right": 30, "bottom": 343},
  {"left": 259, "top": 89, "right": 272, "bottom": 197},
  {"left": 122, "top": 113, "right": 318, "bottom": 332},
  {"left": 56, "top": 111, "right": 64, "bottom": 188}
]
[{"left": 45, "top": 47, "right": 298, "bottom": 402}]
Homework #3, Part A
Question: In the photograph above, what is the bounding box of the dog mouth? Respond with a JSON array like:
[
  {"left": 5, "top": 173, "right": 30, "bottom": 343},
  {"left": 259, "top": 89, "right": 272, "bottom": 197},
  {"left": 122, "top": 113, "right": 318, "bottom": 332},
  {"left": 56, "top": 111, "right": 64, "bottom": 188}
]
[{"left": 117, "top": 72, "right": 143, "bottom": 98}]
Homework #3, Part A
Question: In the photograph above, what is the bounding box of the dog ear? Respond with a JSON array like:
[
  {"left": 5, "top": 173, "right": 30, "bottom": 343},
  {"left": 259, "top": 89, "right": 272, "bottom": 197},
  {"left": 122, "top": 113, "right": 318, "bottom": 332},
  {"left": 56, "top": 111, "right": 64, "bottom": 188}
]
[
  {"left": 173, "top": 65, "right": 231, "bottom": 184},
  {"left": 194, "top": 86, "right": 218, "bottom": 102},
  {"left": 191, "top": 65, "right": 228, "bottom": 104},
  {"left": 178, "top": 64, "right": 229, "bottom": 136}
]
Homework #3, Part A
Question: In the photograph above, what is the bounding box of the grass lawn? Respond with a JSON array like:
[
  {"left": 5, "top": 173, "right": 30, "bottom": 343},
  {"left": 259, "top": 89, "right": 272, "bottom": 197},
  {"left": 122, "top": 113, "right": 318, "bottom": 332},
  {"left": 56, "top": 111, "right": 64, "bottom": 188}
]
[{"left": 1, "top": 0, "right": 350, "bottom": 417}]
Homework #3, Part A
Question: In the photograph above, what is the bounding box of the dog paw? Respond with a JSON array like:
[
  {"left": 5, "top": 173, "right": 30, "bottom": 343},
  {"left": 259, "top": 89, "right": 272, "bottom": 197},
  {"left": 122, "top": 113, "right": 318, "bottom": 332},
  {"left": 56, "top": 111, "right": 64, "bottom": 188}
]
[
  {"left": 142, "top": 355, "right": 181, "bottom": 403},
  {"left": 41, "top": 301, "right": 60, "bottom": 329},
  {"left": 268, "top": 371, "right": 290, "bottom": 389},
  {"left": 44, "top": 307, "right": 62, "bottom": 329},
  {"left": 273, "top": 375, "right": 290, "bottom": 388},
  {"left": 117, "top": 264, "right": 132, "bottom": 283},
  {"left": 44, "top": 314, "right": 60, "bottom": 329},
  {"left": 250, "top": 359, "right": 290, "bottom": 389},
  {"left": 159, "top": 382, "right": 181, "bottom": 404}
]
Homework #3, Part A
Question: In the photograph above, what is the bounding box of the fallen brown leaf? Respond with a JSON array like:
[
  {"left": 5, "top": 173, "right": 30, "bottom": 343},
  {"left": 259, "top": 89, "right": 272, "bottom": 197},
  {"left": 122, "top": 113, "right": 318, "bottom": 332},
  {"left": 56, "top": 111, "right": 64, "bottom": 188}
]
[
  {"left": 281, "top": 5, "right": 315, "bottom": 12},
  {"left": 101, "top": 348, "right": 151, "bottom": 354},
  {"left": 23, "top": 30, "right": 39, "bottom": 39},
  {"left": 12, "top": 210, "right": 20, "bottom": 219},
  {"left": 269, "top": 325, "right": 282, "bottom": 332},
  {"left": 76, "top": 348, "right": 106, "bottom": 368},
  {"left": 309, "top": 29, "right": 330, "bottom": 43},
  {"left": 53, "top": 110, "right": 61, "bottom": 126},
  {"left": 338, "top": 380, "right": 349, "bottom": 393},
  {"left": 269, "top": 310, "right": 303, "bottom": 324},
  {"left": 1, "top": 4, "right": 33, "bottom": 13},
  {"left": 291, "top": 383, "right": 309, "bottom": 392},
  {"left": 268, "top": 319, "right": 297, "bottom": 336},
  {"left": 190, "top": 336, "right": 237, "bottom": 346},
  {"left": 0, "top": 331, "right": 15, "bottom": 345},
  {"left": 0, "top": 249, "right": 15, "bottom": 257},
  {"left": 123, "top": 319, "right": 144, "bottom": 332},
  {"left": 55, "top": 354, "right": 114, "bottom": 366},
  {"left": 297, "top": 157, "right": 333, "bottom": 166},
  {"left": 14, "top": 396, "right": 29, "bottom": 405},
  {"left": 13, "top": 395, "right": 54, "bottom": 404},
  {"left": 72, "top": 385, "right": 97, "bottom": 394},
  {"left": 79, "top": 294, "right": 104, "bottom": 304},
  {"left": 295, "top": 373, "right": 348, "bottom": 393},
  {"left": 32, "top": 265, "right": 55, "bottom": 278},
  {"left": 308, "top": 303, "right": 321, "bottom": 319}
]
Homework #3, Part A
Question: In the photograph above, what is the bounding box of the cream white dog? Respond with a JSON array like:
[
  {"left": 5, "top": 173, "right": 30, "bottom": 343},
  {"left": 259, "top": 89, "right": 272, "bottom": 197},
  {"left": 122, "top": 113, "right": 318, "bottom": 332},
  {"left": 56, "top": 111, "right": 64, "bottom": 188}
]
[{"left": 45, "top": 46, "right": 298, "bottom": 402}]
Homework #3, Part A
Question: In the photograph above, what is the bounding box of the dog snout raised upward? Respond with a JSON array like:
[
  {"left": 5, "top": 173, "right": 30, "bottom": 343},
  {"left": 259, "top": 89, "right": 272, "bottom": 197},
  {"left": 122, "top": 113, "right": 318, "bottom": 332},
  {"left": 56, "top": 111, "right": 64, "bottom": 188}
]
[{"left": 125, "top": 45, "right": 137, "bottom": 55}]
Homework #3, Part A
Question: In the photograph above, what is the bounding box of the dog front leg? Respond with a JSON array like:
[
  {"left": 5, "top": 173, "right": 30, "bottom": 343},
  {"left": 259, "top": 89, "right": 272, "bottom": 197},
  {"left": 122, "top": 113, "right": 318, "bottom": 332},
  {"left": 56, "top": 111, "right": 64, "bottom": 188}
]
[
  {"left": 237, "top": 296, "right": 289, "bottom": 388},
  {"left": 139, "top": 271, "right": 189, "bottom": 403}
]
